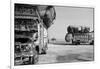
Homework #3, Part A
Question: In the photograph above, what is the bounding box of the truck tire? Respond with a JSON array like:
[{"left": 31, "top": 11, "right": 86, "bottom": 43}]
[
  {"left": 41, "top": 49, "right": 46, "bottom": 54},
  {"left": 29, "top": 56, "right": 35, "bottom": 64},
  {"left": 77, "top": 41, "right": 80, "bottom": 45},
  {"left": 29, "top": 54, "right": 38, "bottom": 64},
  {"left": 90, "top": 40, "right": 94, "bottom": 45},
  {"left": 35, "top": 46, "right": 39, "bottom": 54}
]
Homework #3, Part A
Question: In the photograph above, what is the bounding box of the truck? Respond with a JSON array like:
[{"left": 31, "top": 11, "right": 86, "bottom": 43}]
[
  {"left": 65, "top": 26, "right": 94, "bottom": 45},
  {"left": 14, "top": 4, "right": 56, "bottom": 65},
  {"left": 14, "top": 4, "right": 40, "bottom": 65}
]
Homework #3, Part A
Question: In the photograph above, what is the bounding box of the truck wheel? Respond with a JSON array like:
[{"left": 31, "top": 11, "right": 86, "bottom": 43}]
[
  {"left": 90, "top": 40, "right": 94, "bottom": 45},
  {"left": 77, "top": 42, "right": 80, "bottom": 45},
  {"left": 41, "top": 49, "right": 46, "bottom": 54},
  {"left": 72, "top": 42, "right": 78, "bottom": 45},
  {"left": 35, "top": 46, "right": 39, "bottom": 54},
  {"left": 73, "top": 40, "right": 80, "bottom": 45},
  {"left": 74, "top": 42, "right": 78, "bottom": 45},
  {"left": 29, "top": 56, "right": 38, "bottom": 64},
  {"left": 30, "top": 50, "right": 39, "bottom": 64},
  {"left": 29, "top": 56, "right": 35, "bottom": 64}
]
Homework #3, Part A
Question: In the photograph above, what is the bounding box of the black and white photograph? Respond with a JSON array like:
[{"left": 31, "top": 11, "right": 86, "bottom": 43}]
[{"left": 14, "top": 3, "right": 94, "bottom": 66}]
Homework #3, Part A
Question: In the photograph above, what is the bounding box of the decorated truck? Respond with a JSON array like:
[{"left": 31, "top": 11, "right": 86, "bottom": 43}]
[
  {"left": 65, "top": 26, "right": 94, "bottom": 45},
  {"left": 14, "top": 4, "right": 40, "bottom": 65},
  {"left": 14, "top": 4, "right": 56, "bottom": 65}
]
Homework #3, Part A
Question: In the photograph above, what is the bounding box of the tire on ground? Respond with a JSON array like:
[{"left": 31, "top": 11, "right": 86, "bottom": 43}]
[
  {"left": 35, "top": 46, "right": 39, "bottom": 54},
  {"left": 41, "top": 49, "right": 46, "bottom": 54}
]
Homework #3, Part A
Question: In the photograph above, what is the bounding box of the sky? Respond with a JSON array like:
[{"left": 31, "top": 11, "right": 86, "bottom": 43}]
[{"left": 48, "top": 6, "right": 94, "bottom": 41}]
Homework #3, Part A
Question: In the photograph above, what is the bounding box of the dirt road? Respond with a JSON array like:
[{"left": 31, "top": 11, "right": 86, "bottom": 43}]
[{"left": 37, "top": 44, "right": 94, "bottom": 64}]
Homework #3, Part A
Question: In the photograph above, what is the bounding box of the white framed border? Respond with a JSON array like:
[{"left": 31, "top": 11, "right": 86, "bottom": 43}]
[{"left": 10, "top": 0, "right": 95, "bottom": 69}]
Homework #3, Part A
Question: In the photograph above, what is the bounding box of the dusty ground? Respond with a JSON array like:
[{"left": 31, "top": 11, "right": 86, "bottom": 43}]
[{"left": 37, "top": 44, "right": 94, "bottom": 64}]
